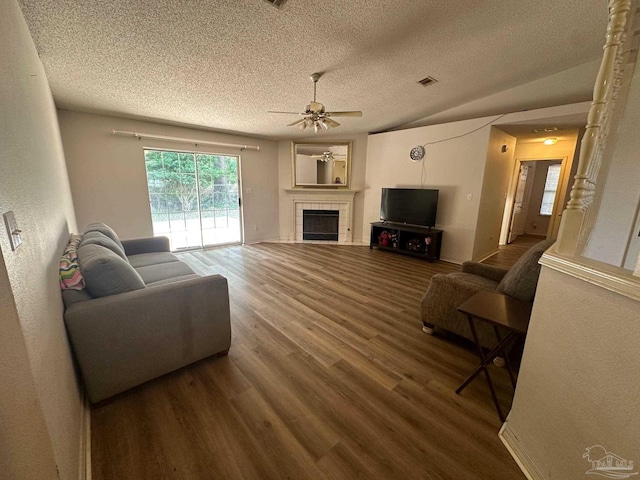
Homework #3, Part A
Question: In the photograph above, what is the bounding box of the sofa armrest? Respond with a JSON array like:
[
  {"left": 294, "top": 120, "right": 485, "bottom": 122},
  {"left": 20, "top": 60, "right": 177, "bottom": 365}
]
[
  {"left": 461, "top": 262, "right": 508, "bottom": 283},
  {"left": 64, "top": 274, "right": 231, "bottom": 403},
  {"left": 121, "top": 236, "right": 170, "bottom": 255}
]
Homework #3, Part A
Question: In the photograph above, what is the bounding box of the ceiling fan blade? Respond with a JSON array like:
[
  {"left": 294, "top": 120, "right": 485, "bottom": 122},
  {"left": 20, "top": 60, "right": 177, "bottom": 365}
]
[
  {"left": 324, "top": 118, "right": 341, "bottom": 128},
  {"left": 268, "top": 110, "right": 305, "bottom": 115},
  {"left": 325, "top": 111, "right": 362, "bottom": 117},
  {"left": 287, "top": 118, "right": 306, "bottom": 127}
]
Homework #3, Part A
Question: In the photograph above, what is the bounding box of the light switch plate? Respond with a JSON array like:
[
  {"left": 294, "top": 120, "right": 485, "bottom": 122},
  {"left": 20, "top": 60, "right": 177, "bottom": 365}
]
[{"left": 3, "top": 211, "right": 22, "bottom": 251}]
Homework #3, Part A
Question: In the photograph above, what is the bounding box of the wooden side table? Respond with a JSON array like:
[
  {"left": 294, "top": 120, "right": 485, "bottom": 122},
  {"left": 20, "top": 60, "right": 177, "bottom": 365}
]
[{"left": 455, "top": 289, "right": 533, "bottom": 422}]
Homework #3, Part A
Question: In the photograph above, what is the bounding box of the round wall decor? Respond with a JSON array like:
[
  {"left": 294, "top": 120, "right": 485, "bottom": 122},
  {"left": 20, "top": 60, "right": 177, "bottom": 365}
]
[{"left": 410, "top": 145, "right": 425, "bottom": 162}]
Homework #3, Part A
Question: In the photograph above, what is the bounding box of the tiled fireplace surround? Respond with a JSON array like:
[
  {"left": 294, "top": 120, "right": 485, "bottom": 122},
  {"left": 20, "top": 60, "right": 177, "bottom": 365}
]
[{"left": 284, "top": 189, "right": 358, "bottom": 243}]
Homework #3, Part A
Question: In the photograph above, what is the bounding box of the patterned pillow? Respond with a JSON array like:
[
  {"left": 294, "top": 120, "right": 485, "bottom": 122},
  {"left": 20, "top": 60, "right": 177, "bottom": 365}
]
[{"left": 59, "top": 234, "right": 86, "bottom": 290}]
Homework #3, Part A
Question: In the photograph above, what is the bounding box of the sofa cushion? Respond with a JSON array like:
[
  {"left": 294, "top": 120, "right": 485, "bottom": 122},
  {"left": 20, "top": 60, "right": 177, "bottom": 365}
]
[
  {"left": 496, "top": 239, "right": 554, "bottom": 301},
  {"left": 85, "top": 223, "right": 125, "bottom": 252},
  {"left": 145, "top": 274, "right": 201, "bottom": 287},
  {"left": 135, "top": 261, "right": 196, "bottom": 285},
  {"left": 78, "top": 244, "right": 145, "bottom": 298},
  {"left": 128, "top": 252, "right": 181, "bottom": 268},
  {"left": 80, "top": 231, "right": 128, "bottom": 261}
]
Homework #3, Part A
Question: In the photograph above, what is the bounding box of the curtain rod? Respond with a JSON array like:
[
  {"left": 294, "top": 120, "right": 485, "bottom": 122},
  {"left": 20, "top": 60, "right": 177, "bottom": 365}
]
[{"left": 111, "top": 129, "right": 260, "bottom": 151}]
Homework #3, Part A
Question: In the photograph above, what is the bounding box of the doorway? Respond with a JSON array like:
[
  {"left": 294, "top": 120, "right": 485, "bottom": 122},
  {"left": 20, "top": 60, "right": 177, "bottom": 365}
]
[
  {"left": 144, "top": 149, "right": 243, "bottom": 250},
  {"left": 504, "top": 158, "right": 565, "bottom": 244}
]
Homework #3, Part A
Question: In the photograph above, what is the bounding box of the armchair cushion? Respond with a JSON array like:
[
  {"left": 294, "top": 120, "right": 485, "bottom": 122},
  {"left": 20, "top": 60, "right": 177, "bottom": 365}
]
[{"left": 461, "top": 262, "right": 509, "bottom": 282}]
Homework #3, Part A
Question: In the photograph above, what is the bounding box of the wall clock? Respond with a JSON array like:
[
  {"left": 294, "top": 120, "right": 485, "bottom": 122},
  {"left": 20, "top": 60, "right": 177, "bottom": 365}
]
[{"left": 410, "top": 145, "right": 425, "bottom": 162}]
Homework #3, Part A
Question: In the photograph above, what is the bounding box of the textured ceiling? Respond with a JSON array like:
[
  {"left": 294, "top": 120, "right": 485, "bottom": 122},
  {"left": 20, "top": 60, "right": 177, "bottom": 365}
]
[{"left": 18, "top": 0, "right": 606, "bottom": 140}]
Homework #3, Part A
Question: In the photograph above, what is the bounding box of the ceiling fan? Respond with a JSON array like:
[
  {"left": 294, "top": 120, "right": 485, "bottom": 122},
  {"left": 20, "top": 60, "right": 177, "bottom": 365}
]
[
  {"left": 310, "top": 151, "right": 346, "bottom": 162},
  {"left": 268, "top": 73, "right": 362, "bottom": 133}
]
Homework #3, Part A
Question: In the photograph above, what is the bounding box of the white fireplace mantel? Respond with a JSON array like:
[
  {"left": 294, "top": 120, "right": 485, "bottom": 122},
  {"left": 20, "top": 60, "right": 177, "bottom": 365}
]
[{"left": 284, "top": 189, "right": 358, "bottom": 243}]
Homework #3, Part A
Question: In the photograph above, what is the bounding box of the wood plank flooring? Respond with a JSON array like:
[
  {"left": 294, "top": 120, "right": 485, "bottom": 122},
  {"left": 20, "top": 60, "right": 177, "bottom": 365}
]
[{"left": 90, "top": 238, "right": 543, "bottom": 480}]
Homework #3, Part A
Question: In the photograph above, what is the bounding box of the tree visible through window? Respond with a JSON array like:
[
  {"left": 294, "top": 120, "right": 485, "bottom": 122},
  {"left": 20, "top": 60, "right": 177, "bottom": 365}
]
[
  {"left": 144, "top": 149, "right": 241, "bottom": 249},
  {"left": 540, "top": 164, "right": 561, "bottom": 215}
]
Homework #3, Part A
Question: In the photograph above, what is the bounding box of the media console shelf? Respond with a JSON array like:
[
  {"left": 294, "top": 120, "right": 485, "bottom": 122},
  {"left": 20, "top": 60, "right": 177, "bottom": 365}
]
[{"left": 370, "top": 222, "right": 442, "bottom": 262}]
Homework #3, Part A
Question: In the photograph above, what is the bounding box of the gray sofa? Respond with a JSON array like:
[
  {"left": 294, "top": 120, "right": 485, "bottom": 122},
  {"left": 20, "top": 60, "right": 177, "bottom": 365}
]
[
  {"left": 420, "top": 239, "right": 553, "bottom": 350},
  {"left": 62, "top": 223, "right": 231, "bottom": 403}
]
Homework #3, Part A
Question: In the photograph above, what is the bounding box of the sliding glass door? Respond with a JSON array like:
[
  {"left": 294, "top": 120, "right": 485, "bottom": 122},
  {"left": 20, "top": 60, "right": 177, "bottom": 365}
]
[{"left": 144, "top": 149, "right": 242, "bottom": 250}]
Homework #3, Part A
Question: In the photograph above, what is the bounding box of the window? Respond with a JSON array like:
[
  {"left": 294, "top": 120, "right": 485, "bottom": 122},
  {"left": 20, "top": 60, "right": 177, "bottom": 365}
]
[{"left": 539, "top": 164, "right": 561, "bottom": 215}]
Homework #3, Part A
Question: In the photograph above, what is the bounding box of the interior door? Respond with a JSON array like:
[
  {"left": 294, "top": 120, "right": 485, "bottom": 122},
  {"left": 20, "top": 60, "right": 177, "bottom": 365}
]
[{"left": 508, "top": 164, "right": 530, "bottom": 243}]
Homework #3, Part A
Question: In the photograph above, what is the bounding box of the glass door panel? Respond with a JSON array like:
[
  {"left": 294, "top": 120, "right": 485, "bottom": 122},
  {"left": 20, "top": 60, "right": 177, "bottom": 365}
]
[{"left": 144, "top": 149, "right": 242, "bottom": 251}]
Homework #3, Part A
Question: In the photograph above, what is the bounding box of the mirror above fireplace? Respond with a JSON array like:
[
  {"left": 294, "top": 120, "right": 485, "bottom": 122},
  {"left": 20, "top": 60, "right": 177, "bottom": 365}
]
[{"left": 292, "top": 141, "right": 352, "bottom": 188}]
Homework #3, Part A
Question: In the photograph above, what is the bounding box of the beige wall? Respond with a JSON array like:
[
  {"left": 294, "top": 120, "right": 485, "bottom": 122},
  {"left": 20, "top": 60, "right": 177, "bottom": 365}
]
[
  {"left": 472, "top": 127, "right": 517, "bottom": 260},
  {"left": 278, "top": 133, "right": 368, "bottom": 243},
  {"left": 503, "top": 265, "right": 640, "bottom": 478},
  {"left": 59, "top": 111, "right": 280, "bottom": 243},
  {"left": 1, "top": 1, "right": 82, "bottom": 478},
  {"left": 364, "top": 118, "right": 493, "bottom": 263}
]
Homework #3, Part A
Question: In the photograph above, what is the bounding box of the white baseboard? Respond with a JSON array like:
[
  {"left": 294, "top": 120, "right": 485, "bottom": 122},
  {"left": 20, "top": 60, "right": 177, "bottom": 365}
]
[
  {"left": 474, "top": 248, "right": 500, "bottom": 263},
  {"left": 499, "top": 421, "right": 543, "bottom": 480}
]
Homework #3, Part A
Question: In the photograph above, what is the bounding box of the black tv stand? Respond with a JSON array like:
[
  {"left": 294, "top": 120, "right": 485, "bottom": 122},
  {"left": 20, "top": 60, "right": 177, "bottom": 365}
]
[{"left": 369, "top": 222, "right": 442, "bottom": 262}]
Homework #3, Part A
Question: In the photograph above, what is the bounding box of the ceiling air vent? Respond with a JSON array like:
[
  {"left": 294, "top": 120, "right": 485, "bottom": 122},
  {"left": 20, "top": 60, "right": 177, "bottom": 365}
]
[
  {"left": 264, "top": 0, "right": 288, "bottom": 7},
  {"left": 533, "top": 127, "right": 559, "bottom": 133},
  {"left": 418, "top": 76, "right": 438, "bottom": 87}
]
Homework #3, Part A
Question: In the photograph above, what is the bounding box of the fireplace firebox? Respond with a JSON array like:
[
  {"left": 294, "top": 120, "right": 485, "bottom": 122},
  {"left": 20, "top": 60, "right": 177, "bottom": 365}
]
[{"left": 302, "top": 210, "right": 339, "bottom": 241}]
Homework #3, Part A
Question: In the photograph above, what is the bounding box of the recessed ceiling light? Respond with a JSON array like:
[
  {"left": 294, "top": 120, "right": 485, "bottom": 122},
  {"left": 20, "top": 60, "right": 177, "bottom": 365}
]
[{"left": 543, "top": 138, "right": 558, "bottom": 145}]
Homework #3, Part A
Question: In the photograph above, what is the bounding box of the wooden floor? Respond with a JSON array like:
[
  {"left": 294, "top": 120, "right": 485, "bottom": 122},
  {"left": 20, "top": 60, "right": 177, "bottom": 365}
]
[{"left": 90, "top": 237, "right": 544, "bottom": 479}]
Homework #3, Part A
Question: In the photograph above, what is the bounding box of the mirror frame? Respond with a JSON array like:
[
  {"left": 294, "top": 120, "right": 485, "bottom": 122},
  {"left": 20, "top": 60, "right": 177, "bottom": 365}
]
[{"left": 291, "top": 141, "right": 352, "bottom": 189}]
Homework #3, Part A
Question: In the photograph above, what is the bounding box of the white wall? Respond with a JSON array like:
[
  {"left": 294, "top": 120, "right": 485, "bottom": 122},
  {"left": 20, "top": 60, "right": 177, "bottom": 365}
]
[
  {"left": 473, "top": 127, "right": 517, "bottom": 259},
  {"left": 278, "top": 133, "right": 368, "bottom": 243},
  {"left": 584, "top": 54, "right": 640, "bottom": 269},
  {"left": 58, "top": 111, "right": 280, "bottom": 243},
  {"left": 0, "top": 1, "right": 82, "bottom": 478}
]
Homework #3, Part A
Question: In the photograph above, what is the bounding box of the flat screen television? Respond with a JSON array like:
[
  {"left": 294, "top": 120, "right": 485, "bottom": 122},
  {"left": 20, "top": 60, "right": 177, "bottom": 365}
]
[{"left": 380, "top": 188, "right": 438, "bottom": 227}]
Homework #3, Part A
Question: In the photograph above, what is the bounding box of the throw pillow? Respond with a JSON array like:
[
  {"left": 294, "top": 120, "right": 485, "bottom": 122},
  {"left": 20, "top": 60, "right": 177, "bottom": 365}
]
[
  {"left": 496, "top": 239, "right": 554, "bottom": 301},
  {"left": 59, "top": 234, "right": 86, "bottom": 290}
]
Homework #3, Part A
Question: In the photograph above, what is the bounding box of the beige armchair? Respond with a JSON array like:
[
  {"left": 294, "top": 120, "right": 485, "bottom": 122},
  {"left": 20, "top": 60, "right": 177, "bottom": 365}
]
[{"left": 420, "top": 239, "right": 553, "bottom": 350}]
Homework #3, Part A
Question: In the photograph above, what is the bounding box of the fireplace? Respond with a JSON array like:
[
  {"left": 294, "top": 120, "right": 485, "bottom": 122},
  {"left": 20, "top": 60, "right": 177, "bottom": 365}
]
[
  {"left": 285, "top": 189, "right": 357, "bottom": 244},
  {"left": 302, "top": 209, "right": 339, "bottom": 241}
]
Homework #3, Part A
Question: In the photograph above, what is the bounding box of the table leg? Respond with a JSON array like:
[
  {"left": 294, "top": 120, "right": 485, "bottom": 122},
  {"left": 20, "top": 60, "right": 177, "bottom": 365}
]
[
  {"left": 456, "top": 315, "right": 505, "bottom": 422},
  {"left": 494, "top": 326, "right": 517, "bottom": 389}
]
